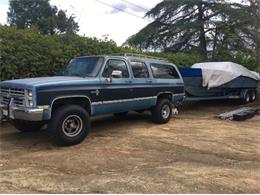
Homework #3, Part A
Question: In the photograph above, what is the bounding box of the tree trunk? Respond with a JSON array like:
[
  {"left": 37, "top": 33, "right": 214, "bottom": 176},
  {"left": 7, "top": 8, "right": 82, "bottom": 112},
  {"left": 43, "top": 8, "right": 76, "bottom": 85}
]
[
  {"left": 198, "top": 3, "right": 207, "bottom": 58},
  {"left": 250, "top": 0, "right": 260, "bottom": 70},
  {"left": 212, "top": 27, "right": 218, "bottom": 60},
  {"left": 256, "top": 1, "right": 260, "bottom": 71},
  {"left": 256, "top": 39, "right": 260, "bottom": 71}
]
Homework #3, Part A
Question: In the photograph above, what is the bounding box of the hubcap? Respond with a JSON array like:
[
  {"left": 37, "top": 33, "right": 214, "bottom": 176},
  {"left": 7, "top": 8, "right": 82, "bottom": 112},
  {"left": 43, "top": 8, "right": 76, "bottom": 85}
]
[
  {"left": 62, "top": 115, "right": 83, "bottom": 137},
  {"left": 161, "top": 104, "right": 170, "bottom": 119},
  {"left": 246, "top": 95, "right": 250, "bottom": 102},
  {"left": 252, "top": 94, "right": 256, "bottom": 101}
]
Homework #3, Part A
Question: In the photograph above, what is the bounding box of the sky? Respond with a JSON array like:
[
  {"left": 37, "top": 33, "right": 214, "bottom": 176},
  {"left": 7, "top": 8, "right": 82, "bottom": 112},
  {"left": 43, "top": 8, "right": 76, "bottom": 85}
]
[{"left": 0, "top": 0, "right": 161, "bottom": 45}]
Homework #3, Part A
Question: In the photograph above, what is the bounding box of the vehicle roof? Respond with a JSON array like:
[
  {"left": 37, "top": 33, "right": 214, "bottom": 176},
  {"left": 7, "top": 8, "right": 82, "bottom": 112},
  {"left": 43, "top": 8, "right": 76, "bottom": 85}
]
[{"left": 74, "top": 54, "right": 172, "bottom": 65}]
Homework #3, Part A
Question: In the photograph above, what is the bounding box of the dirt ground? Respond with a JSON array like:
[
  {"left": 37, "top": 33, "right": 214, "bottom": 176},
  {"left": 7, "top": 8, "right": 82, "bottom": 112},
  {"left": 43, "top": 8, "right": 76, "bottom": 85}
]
[{"left": 0, "top": 100, "right": 259, "bottom": 193}]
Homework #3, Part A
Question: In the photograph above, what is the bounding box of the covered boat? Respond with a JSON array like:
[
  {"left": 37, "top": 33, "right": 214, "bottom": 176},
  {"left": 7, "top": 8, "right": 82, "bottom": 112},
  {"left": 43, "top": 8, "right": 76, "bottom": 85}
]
[{"left": 179, "top": 62, "right": 259, "bottom": 103}]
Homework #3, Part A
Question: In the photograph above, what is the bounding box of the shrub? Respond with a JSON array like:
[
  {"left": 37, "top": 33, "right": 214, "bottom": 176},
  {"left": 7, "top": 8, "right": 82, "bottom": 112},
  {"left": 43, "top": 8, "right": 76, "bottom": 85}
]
[
  {"left": 0, "top": 26, "right": 123, "bottom": 80},
  {"left": 0, "top": 26, "right": 257, "bottom": 81}
]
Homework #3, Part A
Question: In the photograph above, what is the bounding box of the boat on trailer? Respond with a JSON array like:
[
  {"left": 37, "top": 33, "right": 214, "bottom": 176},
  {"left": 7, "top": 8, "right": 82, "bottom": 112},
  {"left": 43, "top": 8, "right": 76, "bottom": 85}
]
[{"left": 179, "top": 62, "right": 259, "bottom": 103}]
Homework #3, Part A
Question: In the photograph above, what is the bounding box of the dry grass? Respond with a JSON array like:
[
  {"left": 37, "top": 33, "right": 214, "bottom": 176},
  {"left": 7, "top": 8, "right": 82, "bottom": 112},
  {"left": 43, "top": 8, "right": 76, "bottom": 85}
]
[{"left": 0, "top": 100, "right": 259, "bottom": 193}]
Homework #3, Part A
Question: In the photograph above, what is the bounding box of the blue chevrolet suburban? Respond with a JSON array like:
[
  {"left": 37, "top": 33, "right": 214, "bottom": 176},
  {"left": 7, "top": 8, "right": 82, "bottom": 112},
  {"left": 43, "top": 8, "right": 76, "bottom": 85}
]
[{"left": 0, "top": 54, "right": 184, "bottom": 145}]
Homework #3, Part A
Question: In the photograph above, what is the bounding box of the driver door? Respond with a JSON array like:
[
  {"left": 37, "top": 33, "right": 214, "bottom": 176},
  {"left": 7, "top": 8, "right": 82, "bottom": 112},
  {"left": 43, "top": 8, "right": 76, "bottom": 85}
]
[{"left": 98, "top": 59, "right": 133, "bottom": 115}]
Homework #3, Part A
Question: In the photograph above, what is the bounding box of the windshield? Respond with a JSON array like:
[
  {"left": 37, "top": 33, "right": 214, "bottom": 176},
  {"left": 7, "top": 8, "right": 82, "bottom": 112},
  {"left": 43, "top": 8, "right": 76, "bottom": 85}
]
[{"left": 63, "top": 57, "right": 104, "bottom": 77}]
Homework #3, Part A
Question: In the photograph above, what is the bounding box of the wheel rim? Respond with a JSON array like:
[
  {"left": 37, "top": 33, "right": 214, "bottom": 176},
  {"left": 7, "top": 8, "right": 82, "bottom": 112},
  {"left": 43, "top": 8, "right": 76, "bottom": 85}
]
[
  {"left": 252, "top": 93, "right": 256, "bottom": 101},
  {"left": 161, "top": 104, "right": 170, "bottom": 119},
  {"left": 246, "top": 94, "right": 250, "bottom": 102},
  {"left": 62, "top": 115, "right": 83, "bottom": 137}
]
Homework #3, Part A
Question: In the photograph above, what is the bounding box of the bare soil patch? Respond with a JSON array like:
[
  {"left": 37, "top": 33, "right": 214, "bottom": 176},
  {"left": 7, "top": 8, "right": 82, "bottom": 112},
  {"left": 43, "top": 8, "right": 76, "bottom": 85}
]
[{"left": 0, "top": 100, "right": 259, "bottom": 193}]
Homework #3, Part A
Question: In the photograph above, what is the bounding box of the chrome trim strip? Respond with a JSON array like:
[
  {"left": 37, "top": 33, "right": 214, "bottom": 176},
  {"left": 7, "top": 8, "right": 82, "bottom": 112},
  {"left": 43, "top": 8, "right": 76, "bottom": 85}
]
[
  {"left": 156, "top": 91, "right": 185, "bottom": 97},
  {"left": 50, "top": 95, "right": 92, "bottom": 117},
  {"left": 172, "top": 93, "right": 185, "bottom": 96},
  {"left": 48, "top": 95, "right": 92, "bottom": 119},
  {"left": 92, "top": 96, "right": 157, "bottom": 106},
  {"left": 50, "top": 95, "right": 92, "bottom": 109},
  {"left": 38, "top": 84, "right": 183, "bottom": 92},
  {"left": 156, "top": 91, "right": 173, "bottom": 97}
]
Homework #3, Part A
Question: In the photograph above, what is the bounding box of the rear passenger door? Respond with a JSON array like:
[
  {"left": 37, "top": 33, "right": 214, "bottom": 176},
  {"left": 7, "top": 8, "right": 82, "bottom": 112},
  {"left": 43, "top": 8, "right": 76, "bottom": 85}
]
[{"left": 130, "top": 61, "right": 156, "bottom": 110}]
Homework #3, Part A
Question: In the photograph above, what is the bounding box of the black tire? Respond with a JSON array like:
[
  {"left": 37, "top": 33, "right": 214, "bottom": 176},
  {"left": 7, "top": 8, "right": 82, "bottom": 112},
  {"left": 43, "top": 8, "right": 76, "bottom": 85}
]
[
  {"left": 114, "top": 112, "right": 128, "bottom": 118},
  {"left": 48, "top": 105, "right": 90, "bottom": 146},
  {"left": 12, "top": 120, "right": 45, "bottom": 132},
  {"left": 151, "top": 99, "right": 172, "bottom": 124},
  {"left": 250, "top": 90, "right": 257, "bottom": 102},
  {"left": 242, "top": 91, "right": 251, "bottom": 104}
]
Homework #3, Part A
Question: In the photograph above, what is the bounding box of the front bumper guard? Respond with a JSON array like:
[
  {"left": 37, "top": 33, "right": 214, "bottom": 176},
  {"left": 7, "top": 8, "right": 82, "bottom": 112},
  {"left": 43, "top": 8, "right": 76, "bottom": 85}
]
[{"left": 0, "top": 100, "right": 44, "bottom": 121}]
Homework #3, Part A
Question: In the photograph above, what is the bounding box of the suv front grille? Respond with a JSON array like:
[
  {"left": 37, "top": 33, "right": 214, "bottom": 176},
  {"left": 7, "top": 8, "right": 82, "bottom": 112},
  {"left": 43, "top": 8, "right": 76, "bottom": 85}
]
[{"left": 0, "top": 87, "right": 25, "bottom": 107}]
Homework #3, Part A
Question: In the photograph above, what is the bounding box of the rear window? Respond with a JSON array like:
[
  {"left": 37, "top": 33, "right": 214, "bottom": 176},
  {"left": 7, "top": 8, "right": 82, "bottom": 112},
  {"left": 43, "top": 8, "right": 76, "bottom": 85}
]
[{"left": 151, "top": 63, "right": 180, "bottom": 79}]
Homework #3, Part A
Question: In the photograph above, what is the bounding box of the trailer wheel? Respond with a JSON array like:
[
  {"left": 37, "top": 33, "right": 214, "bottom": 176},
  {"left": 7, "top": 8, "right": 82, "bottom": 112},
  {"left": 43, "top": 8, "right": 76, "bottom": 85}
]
[
  {"left": 242, "top": 91, "right": 251, "bottom": 104},
  {"left": 250, "top": 90, "right": 256, "bottom": 102}
]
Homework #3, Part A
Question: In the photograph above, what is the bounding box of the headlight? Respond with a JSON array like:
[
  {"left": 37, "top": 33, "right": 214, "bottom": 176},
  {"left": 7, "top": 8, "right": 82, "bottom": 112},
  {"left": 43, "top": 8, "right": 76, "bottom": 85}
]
[
  {"left": 25, "top": 89, "right": 33, "bottom": 107},
  {"left": 28, "top": 100, "right": 33, "bottom": 107},
  {"left": 28, "top": 91, "right": 32, "bottom": 97},
  {"left": 26, "top": 89, "right": 33, "bottom": 97}
]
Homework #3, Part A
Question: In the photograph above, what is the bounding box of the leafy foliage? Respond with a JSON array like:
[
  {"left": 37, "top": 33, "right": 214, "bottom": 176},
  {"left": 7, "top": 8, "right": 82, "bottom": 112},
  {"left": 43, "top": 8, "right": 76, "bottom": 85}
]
[
  {"left": 232, "top": 0, "right": 260, "bottom": 70},
  {"left": 0, "top": 26, "right": 120, "bottom": 80},
  {"left": 125, "top": 0, "right": 259, "bottom": 68},
  {"left": 126, "top": 0, "right": 225, "bottom": 52},
  {"left": 0, "top": 26, "right": 257, "bottom": 81},
  {"left": 7, "top": 0, "right": 79, "bottom": 35},
  {"left": 147, "top": 51, "right": 206, "bottom": 67}
]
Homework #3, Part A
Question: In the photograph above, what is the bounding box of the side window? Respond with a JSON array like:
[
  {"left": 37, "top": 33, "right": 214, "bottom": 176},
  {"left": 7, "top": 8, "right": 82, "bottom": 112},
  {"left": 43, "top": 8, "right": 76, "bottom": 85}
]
[
  {"left": 130, "top": 61, "right": 149, "bottom": 78},
  {"left": 151, "top": 63, "right": 180, "bottom": 79},
  {"left": 102, "top": 59, "right": 129, "bottom": 78}
]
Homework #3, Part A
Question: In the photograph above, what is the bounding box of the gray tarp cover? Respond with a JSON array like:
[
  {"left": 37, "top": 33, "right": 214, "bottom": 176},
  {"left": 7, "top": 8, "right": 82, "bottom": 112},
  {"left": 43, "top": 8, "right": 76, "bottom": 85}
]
[{"left": 192, "top": 62, "right": 260, "bottom": 89}]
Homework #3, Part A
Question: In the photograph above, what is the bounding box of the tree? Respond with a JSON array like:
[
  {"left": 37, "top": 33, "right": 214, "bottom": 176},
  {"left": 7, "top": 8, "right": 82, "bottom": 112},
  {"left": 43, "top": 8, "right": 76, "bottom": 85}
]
[
  {"left": 237, "top": 0, "right": 260, "bottom": 70},
  {"left": 214, "top": 0, "right": 260, "bottom": 68},
  {"left": 7, "top": 0, "right": 79, "bottom": 35},
  {"left": 125, "top": 0, "right": 259, "bottom": 67},
  {"left": 126, "top": 0, "right": 227, "bottom": 54}
]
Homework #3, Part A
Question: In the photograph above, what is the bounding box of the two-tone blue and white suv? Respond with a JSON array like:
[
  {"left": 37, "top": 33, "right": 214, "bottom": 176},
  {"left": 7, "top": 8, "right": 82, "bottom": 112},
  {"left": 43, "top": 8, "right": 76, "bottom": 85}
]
[{"left": 0, "top": 54, "right": 184, "bottom": 145}]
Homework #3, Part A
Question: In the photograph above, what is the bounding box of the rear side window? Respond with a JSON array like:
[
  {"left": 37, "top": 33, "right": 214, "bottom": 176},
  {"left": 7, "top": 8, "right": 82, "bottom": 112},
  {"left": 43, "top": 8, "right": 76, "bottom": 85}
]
[
  {"left": 151, "top": 63, "right": 180, "bottom": 79},
  {"left": 130, "top": 61, "right": 149, "bottom": 78}
]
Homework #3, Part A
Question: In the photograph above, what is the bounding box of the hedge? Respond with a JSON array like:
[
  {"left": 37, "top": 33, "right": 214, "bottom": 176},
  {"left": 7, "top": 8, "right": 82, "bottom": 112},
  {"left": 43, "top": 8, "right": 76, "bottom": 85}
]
[
  {"left": 0, "top": 26, "right": 257, "bottom": 81},
  {"left": 0, "top": 26, "right": 123, "bottom": 80}
]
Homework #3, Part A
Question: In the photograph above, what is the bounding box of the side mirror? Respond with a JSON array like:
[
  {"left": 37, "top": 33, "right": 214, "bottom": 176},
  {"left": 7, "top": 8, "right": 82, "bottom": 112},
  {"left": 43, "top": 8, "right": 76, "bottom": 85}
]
[{"left": 111, "top": 70, "right": 123, "bottom": 78}]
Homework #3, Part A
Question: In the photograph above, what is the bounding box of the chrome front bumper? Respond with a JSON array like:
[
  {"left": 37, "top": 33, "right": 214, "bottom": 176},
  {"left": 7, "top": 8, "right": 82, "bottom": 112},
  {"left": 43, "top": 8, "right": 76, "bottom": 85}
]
[{"left": 0, "top": 103, "right": 44, "bottom": 121}]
